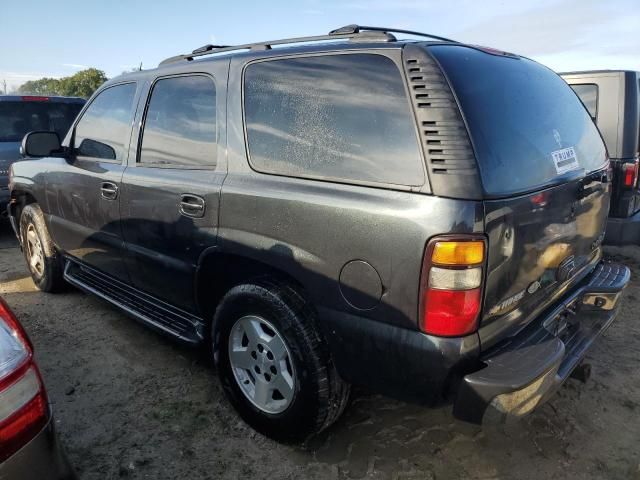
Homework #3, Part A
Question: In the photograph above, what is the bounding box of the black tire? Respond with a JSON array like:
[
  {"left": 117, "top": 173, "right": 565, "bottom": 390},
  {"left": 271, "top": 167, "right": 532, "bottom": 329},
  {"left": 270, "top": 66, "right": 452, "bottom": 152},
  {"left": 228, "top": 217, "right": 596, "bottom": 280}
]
[
  {"left": 19, "top": 203, "right": 66, "bottom": 292},
  {"left": 213, "top": 277, "right": 350, "bottom": 442}
]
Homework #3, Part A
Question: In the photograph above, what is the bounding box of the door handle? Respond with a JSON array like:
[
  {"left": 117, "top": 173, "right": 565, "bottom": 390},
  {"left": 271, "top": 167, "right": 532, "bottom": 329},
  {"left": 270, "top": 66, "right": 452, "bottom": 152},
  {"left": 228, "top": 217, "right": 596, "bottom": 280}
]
[
  {"left": 179, "top": 194, "right": 206, "bottom": 218},
  {"left": 100, "top": 182, "right": 119, "bottom": 200}
]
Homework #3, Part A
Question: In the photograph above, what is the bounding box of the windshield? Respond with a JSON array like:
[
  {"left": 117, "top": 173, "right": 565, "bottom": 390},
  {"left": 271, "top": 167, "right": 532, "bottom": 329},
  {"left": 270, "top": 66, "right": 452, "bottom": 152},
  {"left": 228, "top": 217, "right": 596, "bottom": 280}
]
[
  {"left": 429, "top": 45, "right": 607, "bottom": 196},
  {"left": 0, "top": 101, "right": 83, "bottom": 143}
]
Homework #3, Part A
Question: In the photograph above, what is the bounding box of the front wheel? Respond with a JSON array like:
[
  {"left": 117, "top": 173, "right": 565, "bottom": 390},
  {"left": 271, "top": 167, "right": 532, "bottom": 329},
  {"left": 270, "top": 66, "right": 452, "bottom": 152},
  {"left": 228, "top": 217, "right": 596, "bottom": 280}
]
[
  {"left": 19, "top": 203, "right": 65, "bottom": 292},
  {"left": 213, "top": 278, "right": 350, "bottom": 442}
]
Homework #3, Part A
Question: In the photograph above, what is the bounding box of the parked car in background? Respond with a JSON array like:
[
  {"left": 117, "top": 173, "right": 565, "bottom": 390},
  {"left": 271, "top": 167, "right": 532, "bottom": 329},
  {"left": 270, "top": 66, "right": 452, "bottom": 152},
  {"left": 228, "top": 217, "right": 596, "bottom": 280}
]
[
  {"left": 561, "top": 70, "right": 640, "bottom": 245},
  {"left": 0, "top": 296, "right": 75, "bottom": 479},
  {"left": 9, "top": 25, "right": 629, "bottom": 441},
  {"left": 0, "top": 96, "right": 85, "bottom": 212}
]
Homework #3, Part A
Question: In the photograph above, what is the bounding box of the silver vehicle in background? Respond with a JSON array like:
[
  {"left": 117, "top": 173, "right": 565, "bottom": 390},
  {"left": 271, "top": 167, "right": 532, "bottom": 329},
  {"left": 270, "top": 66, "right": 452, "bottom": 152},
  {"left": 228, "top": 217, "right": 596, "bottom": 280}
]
[{"left": 562, "top": 70, "right": 640, "bottom": 245}]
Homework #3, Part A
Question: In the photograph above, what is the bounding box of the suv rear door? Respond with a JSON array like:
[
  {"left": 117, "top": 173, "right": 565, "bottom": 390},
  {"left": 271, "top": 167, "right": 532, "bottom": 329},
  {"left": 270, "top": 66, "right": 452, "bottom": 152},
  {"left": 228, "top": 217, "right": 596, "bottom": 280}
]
[
  {"left": 429, "top": 45, "right": 610, "bottom": 348},
  {"left": 119, "top": 64, "right": 227, "bottom": 312}
]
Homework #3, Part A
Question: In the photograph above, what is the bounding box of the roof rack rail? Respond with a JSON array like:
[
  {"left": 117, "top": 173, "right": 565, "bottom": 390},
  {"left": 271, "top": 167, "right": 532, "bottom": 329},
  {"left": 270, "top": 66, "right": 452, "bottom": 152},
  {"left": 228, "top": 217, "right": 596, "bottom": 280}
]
[
  {"left": 159, "top": 24, "right": 456, "bottom": 66},
  {"left": 329, "top": 24, "right": 458, "bottom": 43}
]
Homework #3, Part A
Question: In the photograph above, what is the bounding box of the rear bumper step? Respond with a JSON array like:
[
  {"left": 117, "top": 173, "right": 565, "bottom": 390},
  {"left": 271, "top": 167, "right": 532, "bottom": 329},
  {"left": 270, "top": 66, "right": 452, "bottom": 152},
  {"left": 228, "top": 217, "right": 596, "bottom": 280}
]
[{"left": 454, "top": 261, "right": 630, "bottom": 424}]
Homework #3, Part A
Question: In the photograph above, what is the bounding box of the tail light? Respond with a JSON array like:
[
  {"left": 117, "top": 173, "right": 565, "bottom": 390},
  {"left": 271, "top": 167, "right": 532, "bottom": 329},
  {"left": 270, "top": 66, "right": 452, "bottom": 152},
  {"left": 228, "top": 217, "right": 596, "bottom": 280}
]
[
  {"left": 419, "top": 237, "right": 486, "bottom": 337},
  {"left": 0, "top": 298, "right": 48, "bottom": 462},
  {"left": 20, "top": 96, "right": 49, "bottom": 102},
  {"left": 623, "top": 160, "right": 639, "bottom": 188}
]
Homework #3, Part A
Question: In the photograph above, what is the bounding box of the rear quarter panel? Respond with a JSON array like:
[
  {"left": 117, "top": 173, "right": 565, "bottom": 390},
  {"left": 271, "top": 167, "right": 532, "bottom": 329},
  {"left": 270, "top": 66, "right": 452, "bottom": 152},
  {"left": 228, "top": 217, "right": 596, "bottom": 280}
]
[{"left": 222, "top": 52, "right": 485, "bottom": 329}]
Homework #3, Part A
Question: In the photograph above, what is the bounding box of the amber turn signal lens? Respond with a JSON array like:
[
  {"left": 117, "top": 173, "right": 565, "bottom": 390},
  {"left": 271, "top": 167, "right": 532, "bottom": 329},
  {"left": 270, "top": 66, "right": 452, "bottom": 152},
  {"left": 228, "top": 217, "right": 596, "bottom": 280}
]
[{"left": 431, "top": 241, "right": 484, "bottom": 266}]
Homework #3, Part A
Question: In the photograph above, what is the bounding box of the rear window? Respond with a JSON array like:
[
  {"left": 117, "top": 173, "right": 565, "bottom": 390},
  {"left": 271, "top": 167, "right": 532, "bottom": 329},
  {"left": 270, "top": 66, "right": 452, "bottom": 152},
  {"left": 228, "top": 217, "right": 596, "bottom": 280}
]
[
  {"left": 0, "top": 101, "right": 83, "bottom": 142},
  {"left": 430, "top": 45, "right": 607, "bottom": 196},
  {"left": 243, "top": 53, "right": 424, "bottom": 186}
]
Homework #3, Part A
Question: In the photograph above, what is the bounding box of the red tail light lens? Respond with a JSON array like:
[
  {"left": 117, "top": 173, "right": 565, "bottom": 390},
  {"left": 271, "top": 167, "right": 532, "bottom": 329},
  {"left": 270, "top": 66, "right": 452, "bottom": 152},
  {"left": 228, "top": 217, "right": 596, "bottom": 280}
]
[
  {"left": 0, "top": 298, "right": 48, "bottom": 462},
  {"left": 423, "top": 288, "right": 482, "bottom": 336},
  {"left": 419, "top": 237, "right": 486, "bottom": 337},
  {"left": 20, "top": 96, "right": 49, "bottom": 102},
  {"left": 623, "top": 160, "right": 638, "bottom": 188}
]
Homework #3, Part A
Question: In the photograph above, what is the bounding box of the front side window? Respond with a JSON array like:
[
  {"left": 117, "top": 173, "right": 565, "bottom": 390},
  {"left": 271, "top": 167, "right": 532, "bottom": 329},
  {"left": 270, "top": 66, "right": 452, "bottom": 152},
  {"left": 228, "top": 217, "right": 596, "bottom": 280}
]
[
  {"left": 243, "top": 54, "right": 424, "bottom": 186},
  {"left": 139, "top": 75, "right": 217, "bottom": 167},
  {"left": 570, "top": 84, "right": 598, "bottom": 120},
  {"left": 74, "top": 83, "right": 137, "bottom": 161}
]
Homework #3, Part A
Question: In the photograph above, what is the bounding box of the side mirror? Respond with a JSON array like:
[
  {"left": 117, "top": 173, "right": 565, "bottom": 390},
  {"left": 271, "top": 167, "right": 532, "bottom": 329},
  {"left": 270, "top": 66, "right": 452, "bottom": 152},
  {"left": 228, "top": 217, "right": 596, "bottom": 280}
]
[{"left": 20, "top": 131, "right": 62, "bottom": 158}]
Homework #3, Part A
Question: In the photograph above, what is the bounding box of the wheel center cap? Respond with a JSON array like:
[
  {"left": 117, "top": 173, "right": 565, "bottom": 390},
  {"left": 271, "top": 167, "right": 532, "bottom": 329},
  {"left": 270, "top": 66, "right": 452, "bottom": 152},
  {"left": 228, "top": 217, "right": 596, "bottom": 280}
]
[{"left": 258, "top": 351, "right": 269, "bottom": 370}]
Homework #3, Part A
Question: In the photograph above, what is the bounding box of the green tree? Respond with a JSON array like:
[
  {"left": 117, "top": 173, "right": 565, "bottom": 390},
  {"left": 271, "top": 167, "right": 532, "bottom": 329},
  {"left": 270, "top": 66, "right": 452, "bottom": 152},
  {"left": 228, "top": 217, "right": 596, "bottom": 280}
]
[
  {"left": 17, "top": 68, "right": 107, "bottom": 98},
  {"left": 59, "top": 68, "right": 108, "bottom": 97},
  {"left": 17, "top": 77, "right": 61, "bottom": 96}
]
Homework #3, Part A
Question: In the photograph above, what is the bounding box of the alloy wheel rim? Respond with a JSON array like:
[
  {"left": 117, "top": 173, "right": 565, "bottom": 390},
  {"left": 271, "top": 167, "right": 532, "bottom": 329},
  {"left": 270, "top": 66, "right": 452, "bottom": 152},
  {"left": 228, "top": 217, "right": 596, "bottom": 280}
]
[
  {"left": 228, "top": 315, "right": 295, "bottom": 414},
  {"left": 25, "top": 225, "right": 45, "bottom": 277}
]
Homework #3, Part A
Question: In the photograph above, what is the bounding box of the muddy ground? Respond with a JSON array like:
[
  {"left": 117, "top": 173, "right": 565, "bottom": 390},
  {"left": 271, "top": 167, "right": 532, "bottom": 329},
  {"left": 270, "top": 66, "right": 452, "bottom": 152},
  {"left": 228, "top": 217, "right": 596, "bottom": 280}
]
[{"left": 0, "top": 222, "right": 639, "bottom": 480}]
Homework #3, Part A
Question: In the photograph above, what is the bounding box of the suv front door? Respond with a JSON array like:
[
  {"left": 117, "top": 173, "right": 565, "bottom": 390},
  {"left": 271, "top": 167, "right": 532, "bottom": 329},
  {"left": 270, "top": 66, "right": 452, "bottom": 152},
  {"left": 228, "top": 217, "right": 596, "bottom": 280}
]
[
  {"left": 120, "top": 69, "right": 226, "bottom": 312},
  {"left": 46, "top": 82, "right": 139, "bottom": 280}
]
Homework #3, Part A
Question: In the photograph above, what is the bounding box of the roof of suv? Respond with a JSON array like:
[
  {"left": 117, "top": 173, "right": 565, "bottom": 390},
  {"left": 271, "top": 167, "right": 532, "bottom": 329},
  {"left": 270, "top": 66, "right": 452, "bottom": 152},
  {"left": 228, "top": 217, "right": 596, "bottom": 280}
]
[
  {"left": 0, "top": 95, "right": 85, "bottom": 103},
  {"left": 107, "top": 25, "right": 520, "bottom": 87},
  {"left": 157, "top": 25, "right": 460, "bottom": 66}
]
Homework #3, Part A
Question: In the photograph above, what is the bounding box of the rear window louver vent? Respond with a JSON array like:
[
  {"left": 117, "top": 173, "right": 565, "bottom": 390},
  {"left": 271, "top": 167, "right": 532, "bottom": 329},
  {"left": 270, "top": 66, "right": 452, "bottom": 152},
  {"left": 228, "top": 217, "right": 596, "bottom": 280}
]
[{"left": 402, "top": 45, "right": 482, "bottom": 199}]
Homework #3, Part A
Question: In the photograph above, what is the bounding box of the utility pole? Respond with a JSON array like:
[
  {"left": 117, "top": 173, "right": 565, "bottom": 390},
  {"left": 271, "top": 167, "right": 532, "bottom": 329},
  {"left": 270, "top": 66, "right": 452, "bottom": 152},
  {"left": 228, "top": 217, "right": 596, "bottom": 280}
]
[{"left": 1, "top": 80, "right": 6, "bottom": 95}]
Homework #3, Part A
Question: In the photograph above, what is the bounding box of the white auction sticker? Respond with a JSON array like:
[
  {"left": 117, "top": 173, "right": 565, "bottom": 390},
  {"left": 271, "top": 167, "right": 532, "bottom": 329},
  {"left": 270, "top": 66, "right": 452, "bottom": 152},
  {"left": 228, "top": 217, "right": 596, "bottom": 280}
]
[{"left": 551, "top": 147, "right": 579, "bottom": 175}]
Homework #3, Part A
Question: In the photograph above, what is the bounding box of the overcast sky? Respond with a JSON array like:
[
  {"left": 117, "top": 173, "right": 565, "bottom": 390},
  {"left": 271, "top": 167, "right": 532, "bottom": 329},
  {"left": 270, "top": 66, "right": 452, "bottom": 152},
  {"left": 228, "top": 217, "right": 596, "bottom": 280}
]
[{"left": 1, "top": 0, "right": 638, "bottom": 91}]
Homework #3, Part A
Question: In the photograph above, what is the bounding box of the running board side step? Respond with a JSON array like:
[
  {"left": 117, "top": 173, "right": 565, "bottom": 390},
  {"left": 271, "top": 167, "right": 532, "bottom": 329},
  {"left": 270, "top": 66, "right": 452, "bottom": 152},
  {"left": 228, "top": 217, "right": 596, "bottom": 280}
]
[{"left": 63, "top": 259, "right": 205, "bottom": 345}]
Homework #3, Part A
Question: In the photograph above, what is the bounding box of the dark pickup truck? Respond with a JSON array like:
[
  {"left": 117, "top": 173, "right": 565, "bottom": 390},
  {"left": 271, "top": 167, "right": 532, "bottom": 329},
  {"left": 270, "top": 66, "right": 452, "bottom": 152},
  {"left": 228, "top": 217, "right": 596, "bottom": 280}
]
[
  {"left": 8, "top": 26, "right": 630, "bottom": 442},
  {"left": 0, "top": 96, "right": 84, "bottom": 212},
  {"left": 562, "top": 70, "right": 640, "bottom": 245}
]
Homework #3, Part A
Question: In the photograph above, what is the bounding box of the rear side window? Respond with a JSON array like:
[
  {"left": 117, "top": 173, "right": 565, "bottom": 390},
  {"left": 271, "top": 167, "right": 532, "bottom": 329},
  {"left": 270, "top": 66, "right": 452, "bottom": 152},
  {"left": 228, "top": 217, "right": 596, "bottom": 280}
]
[
  {"left": 430, "top": 46, "right": 606, "bottom": 196},
  {"left": 570, "top": 84, "right": 598, "bottom": 120},
  {"left": 139, "top": 75, "right": 217, "bottom": 168},
  {"left": 243, "top": 54, "right": 424, "bottom": 186},
  {"left": 0, "top": 101, "right": 83, "bottom": 142},
  {"left": 74, "top": 83, "right": 137, "bottom": 161}
]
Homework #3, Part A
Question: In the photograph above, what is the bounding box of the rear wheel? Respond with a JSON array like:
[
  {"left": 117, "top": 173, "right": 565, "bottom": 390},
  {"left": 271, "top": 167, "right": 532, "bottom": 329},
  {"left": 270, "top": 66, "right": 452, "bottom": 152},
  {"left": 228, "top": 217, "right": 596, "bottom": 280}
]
[
  {"left": 19, "top": 204, "right": 65, "bottom": 292},
  {"left": 213, "top": 278, "right": 350, "bottom": 442}
]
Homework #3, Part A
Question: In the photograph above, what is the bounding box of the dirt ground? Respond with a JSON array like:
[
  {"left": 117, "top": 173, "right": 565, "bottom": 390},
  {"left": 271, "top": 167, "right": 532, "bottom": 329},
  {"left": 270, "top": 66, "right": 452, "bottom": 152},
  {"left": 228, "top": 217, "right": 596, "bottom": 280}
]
[{"left": 0, "top": 222, "right": 639, "bottom": 480}]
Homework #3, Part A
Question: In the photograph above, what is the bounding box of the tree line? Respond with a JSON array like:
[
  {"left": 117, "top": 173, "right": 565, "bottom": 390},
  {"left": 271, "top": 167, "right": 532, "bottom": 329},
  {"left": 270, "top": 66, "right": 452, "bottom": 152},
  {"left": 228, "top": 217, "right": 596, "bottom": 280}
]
[{"left": 17, "top": 68, "right": 108, "bottom": 98}]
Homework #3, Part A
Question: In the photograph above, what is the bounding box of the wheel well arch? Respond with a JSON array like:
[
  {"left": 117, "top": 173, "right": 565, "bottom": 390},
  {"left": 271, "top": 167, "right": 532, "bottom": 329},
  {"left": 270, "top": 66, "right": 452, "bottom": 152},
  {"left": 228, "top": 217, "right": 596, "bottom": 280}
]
[
  {"left": 195, "top": 251, "right": 306, "bottom": 325},
  {"left": 9, "top": 190, "right": 37, "bottom": 223}
]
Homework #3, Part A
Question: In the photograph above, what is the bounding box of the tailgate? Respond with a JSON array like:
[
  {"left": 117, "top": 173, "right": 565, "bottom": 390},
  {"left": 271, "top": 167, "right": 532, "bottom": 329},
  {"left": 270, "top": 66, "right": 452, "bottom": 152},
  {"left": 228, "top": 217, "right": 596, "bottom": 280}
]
[
  {"left": 481, "top": 169, "right": 610, "bottom": 348},
  {"left": 427, "top": 45, "right": 611, "bottom": 349}
]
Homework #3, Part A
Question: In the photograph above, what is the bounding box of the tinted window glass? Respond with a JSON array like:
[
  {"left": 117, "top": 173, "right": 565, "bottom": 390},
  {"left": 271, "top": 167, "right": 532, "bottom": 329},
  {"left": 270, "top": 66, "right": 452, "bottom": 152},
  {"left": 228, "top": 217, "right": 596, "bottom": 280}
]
[
  {"left": 570, "top": 84, "right": 598, "bottom": 119},
  {"left": 75, "top": 83, "right": 136, "bottom": 161},
  {"left": 430, "top": 46, "right": 606, "bottom": 196},
  {"left": 139, "top": 76, "right": 217, "bottom": 167},
  {"left": 0, "top": 101, "right": 83, "bottom": 142},
  {"left": 244, "top": 54, "right": 424, "bottom": 186}
]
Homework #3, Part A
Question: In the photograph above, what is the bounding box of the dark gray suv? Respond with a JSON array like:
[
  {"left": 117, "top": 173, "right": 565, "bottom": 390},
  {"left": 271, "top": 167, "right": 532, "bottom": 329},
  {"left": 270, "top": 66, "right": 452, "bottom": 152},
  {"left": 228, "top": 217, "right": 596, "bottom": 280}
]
[{"left": 8, "top": 25, "right": 630, "bottom": 441}]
